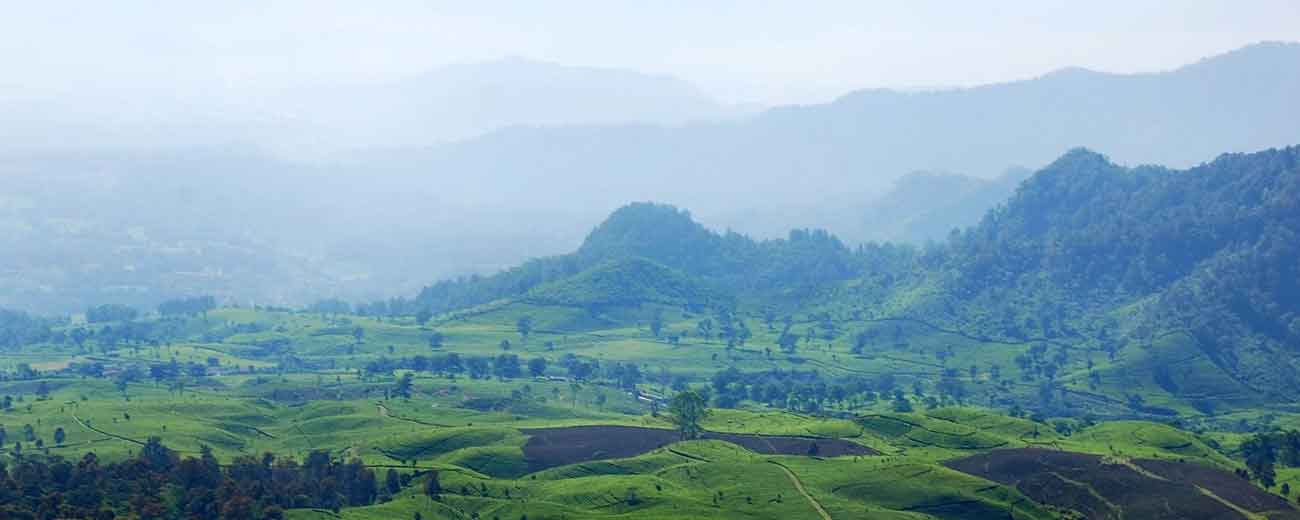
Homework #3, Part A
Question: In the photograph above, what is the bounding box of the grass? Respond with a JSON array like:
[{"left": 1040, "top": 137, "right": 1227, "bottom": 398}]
[{"left": 2, "top": 303, "right": 1292, "bottom": 519}]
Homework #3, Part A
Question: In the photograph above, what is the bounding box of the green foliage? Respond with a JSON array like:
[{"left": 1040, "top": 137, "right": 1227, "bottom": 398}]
[
  {"left": 668, "top": 390, "right": 710, "bottom": 440},
  {"left": 524, "top": 257, "right": 718, "bottom": 309}
]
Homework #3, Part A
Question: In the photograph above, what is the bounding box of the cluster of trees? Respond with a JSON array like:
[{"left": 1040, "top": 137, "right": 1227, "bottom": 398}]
[
  {"left": 0, "top": 438, "right": 395, "bottom": 519},
  {"left": 157, "top": 296, "right": 216, "bottom": 317},
  {"left": 0, "top": 308, "right": 52, "bottom": 350},
  {"left": 86, "top": 304, "right": 140, "bottom": 324},
  {"left": 1238, "top": 429, "right": 1300, "bottom": 489},
  {"left": 360, "top": 352, "right": 645, "bottom": 390},
  {"left": 0, "top": 422, "right": 66, "bottom": 455},
  {"left": 708, "top": 367, "right": 911, "bottom": 412},
  {"left": 362, "top": 353, "right": 548, "bottom": 382}
]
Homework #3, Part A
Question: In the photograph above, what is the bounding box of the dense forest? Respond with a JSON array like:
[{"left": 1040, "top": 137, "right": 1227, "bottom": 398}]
[{"left": 0, "top": 437, "right": 404, "bottom": 520}]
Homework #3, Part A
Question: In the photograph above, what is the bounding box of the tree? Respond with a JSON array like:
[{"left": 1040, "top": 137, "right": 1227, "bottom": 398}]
[
  {"left": 778, "top": 330, "right": 799, "bottom": 354},
  {"left": 650, "top": 309, "right": 665, "bottom": 338},
  {"left": 394, "top": 373, "right": 414, "bottom": 399},
  {"left": 527, "top": 357, "right": 548, "bottom": 377},
  {"left": 53, "top": 427, "right": 65, "bottom": 446},
  {"left": 892, "top": 394, "right": 914, "bottom": 413},
  {"left": 352, "top": 326, "right": 365, "bottom": 344},
  {"left": 220, "top": 494, "right": 255, "bottom": 520},
  {"left": 851, "top": 331, "right": 870, "bottom": 355},
  {"left": 415, "top": 308, "right": 433, "bottom": 326},
  {"left": 428, "top": 330, "right": 444, "bottom": 350},
  {"left": 494, "top": 355, "right": 522, "bottom": 380},
  {"left": 1243, "top": 434, "right": 1278, "bottom": 488},
  {"left": 499, "top": 339, "right": 512, "bottom": 351},
  {"left": 141, "top": 436, "right": 175, "bottom": 471},
  {"left": 0, "top": 425, "right": 6, "bottom": 446},
  {"left": 696, "top": 319, "right": 713, "bottom": 340},
  {"left": 386, "top": 469, "right": 402, "bottom": 495},
  {"left": 668, "top": 390, "right": 710, "bottom": 440},
  {"left": 424, "top": 471, "right": 442, "bottom": 500},
  {"left": 516, "top": 316, "right": 533, "bottom": 341}
]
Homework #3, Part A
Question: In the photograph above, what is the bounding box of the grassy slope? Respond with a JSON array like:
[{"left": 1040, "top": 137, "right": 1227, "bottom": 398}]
[{"left": 2, "top": 304, "right": 1291, "bottom": 519}]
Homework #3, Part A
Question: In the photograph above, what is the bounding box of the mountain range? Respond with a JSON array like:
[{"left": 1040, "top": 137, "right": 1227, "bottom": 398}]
[
  {"left": 2, "top": 42, "right": 1298, "bottom": 314},
  {"left": 414, "top": 144, "right": 1300, "bottom": 411}
]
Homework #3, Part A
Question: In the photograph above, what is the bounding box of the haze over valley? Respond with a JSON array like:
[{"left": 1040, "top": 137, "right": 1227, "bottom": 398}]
[
  {"left": 3, "top": 4, "right": 1300, "bottom": 519},
  {"left": 4, "top": 42, "right": 1299, "bottom": 313}
]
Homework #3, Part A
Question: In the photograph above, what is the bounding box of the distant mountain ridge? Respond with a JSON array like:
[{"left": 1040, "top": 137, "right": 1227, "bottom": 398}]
[
  {"left": 375, "top": 42, "right": 1300, "bottom": 237},
  {"left": 858, "top": 167, "right": 1033, "bottom": 242},
  {"left": 3, "top": 43, "right": 1298, "bottom": 314},
  {"left": 0, "top": 57, "right": 743, "bottom": 158}
]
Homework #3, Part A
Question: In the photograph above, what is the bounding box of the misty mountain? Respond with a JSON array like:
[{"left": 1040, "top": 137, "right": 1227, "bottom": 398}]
[
  {"left": 0, "top": 58, "right": 743, "bottom": 158},
  {"left": 370, "top": 42, "right": 1300, "bottom": 238},
  {"left": 856, "top": 167, "right": 1033, "bottom": 243},
  {"left": 252, "top": 57, "right": 749, "bottom": 157},
  {"left": 2, "top": 43, "right": 1298, "bottom": 315}
]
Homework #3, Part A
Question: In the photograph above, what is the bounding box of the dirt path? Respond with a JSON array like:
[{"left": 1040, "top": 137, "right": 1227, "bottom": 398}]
[
  {"left": 72, "top": 414, "right": 145, "bottom": 446},
  {"left": 377, "top": 402, "right": 454, "bottom": 427},
  {"left": 769, "top": 460, "right": 832, "bottom": 520}
]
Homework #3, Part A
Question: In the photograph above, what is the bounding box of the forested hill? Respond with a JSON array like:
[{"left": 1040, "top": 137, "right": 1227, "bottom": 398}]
[
  {"left": 413, "top": 203, "right": 882, "bottom": 312},
  {"left": 942, "top": 146, "right": 1299, "bottom": 332},
  {"left": 875, "top": 145, "right": 1300, "bottom": 399},
  {"left": 415, "top": 144, "right": 1300, "bottom": 398}
]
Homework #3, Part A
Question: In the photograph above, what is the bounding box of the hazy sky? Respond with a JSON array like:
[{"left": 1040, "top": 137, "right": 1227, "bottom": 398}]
[{"left": 2, "top": 0, "right": 1297, "bottom": 105}]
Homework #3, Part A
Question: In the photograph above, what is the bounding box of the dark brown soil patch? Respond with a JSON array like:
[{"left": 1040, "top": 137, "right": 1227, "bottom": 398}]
[
  {"left": 519, "top": 425, "right": 876, "bottom": 472},
  {"left": 945, "top": 448, "right": 1295, "bottom": 520},
  {"left": 1135, "top": 458, "right": 1296, "bottom": 514}
]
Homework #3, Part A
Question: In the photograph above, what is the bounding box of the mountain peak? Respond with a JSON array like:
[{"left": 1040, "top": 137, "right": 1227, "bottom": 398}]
[
  {"left": 1178, "top": 40, "right": 1300, "bottom": 74},
  {"left": 1044, "top": 147, "right": 1113, "bottom": 171},
  {"left": 578, "top": 202, "right": 723, "bottom": 269}
]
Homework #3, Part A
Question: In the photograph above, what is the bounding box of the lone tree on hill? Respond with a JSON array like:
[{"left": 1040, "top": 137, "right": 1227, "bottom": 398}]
[
  {"left": 394, "top": 372, "right": 414, "bottom": 399},
  {"left": 668, "top": 390, "right": 710, "bottom": 440},
  {"left": 517, "top": 315, "right": 533, "bottom": 341}
]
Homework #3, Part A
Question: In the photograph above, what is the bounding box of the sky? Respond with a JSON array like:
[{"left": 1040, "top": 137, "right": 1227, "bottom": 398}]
[{"left": 1, "top": 0, "right": 1297, "bottom": 105}]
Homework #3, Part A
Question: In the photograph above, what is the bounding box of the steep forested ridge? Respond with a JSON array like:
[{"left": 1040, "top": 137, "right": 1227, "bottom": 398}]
[{"left": 930, "top": 148, "right": 1300, "bottom": 392}]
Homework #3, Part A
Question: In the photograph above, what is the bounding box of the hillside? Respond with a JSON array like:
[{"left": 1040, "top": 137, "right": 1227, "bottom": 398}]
[
  {"left": 415, "top": 145, "right": 1300, "bottom": 414},
  {"left": 415, "top": 203, "right": 868, "bottom": 313},
  {"left": 7, "top": 144, "right": 1300, "bottom": 517},
  {"left": 858, "top": 167, "right": 1033, "bottom": 242},
  {"left": 523, "top": 258, "right": 720, "bottom": 309}
]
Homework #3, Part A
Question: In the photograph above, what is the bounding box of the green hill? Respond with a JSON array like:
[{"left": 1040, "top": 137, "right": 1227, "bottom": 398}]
[
  {"left": 523, "top": 257, "right": 720, "bottom": 309},
  {"left": 407, "top": 145, "right": 1300, "bottom": 414}
]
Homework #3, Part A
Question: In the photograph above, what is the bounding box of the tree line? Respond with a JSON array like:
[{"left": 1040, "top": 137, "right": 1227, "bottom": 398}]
[{"left": 0, "top": 437, "right": 419, "bottom": 519}]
